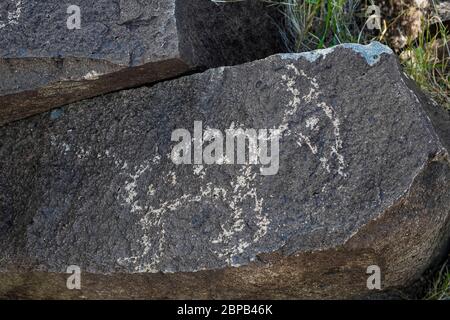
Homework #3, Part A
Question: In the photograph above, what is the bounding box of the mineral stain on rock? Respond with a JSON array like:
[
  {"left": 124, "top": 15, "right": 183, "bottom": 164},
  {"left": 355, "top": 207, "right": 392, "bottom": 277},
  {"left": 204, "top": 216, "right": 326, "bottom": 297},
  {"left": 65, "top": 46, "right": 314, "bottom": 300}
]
[
  {"left": 280, "top": 41, "right": 394, "bottom": 66},
  {"left": 0, "top": 43, "right": 449, "bottom": 299}
]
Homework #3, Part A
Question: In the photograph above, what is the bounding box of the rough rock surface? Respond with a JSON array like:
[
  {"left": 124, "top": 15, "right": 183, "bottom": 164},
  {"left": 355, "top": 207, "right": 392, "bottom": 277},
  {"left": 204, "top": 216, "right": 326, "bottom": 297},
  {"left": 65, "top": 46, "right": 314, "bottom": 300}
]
[
  {"left": 0, "top": 42, "right": 449, "bottom": 299},
  {"left": 0, "top": 0, "right": 283, "bottom": 125}
]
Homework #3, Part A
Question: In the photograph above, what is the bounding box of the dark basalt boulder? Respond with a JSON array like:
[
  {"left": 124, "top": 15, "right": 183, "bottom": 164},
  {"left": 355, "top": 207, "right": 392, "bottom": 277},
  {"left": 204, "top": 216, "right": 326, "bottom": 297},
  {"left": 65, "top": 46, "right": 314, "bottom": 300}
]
[{"left": 0, "top": 42, "right": 449, "bottom": 299}]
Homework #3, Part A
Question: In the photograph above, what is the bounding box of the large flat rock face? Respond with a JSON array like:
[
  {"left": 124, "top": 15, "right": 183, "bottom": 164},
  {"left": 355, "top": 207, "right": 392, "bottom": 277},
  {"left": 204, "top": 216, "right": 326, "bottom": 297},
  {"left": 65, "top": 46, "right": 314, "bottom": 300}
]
[
  {"left": 0, "top": 42, "right": 449, "bottom": 299},
  {"left": 0, "top": 0, "right": 283, "bottom": 125}
]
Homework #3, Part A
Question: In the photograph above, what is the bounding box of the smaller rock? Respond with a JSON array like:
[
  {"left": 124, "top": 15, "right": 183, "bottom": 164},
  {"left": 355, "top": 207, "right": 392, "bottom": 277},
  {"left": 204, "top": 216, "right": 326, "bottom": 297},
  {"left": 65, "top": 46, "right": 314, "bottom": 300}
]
[{"left": 0, "top": 0, "right": 283, "bottom": 125}]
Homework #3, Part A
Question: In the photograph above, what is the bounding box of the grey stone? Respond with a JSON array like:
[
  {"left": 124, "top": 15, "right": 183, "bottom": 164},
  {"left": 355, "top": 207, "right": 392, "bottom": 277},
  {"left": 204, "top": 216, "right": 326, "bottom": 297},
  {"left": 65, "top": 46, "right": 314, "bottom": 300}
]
[
  {"left": 0, "top": 0, "right": 283, "bottom": 125},
  {"left": 0, "top": 42, "right": 449, "bottom": 299}
]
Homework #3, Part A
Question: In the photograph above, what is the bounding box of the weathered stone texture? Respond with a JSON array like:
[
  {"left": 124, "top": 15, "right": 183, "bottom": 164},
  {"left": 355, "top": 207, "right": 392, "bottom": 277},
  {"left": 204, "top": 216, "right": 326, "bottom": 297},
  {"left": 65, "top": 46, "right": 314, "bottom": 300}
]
[
  {"left": 0, "top": 42, "right": 449, "bottom": 299},
  {"left": 0, "top": 0, "right": 283, "bottom": 125}
]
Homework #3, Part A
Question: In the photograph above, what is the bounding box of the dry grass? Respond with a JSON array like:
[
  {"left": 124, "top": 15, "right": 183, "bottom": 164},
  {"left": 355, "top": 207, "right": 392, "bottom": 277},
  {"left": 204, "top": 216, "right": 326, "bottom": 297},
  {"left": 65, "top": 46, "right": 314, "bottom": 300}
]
[
  {"left": 260, "top": 0, "right": 449, "bottom": 109},
  {"left": 424, "top": 260, "right": 450, "bottom": 300}
]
